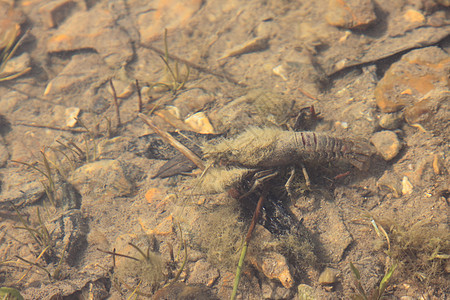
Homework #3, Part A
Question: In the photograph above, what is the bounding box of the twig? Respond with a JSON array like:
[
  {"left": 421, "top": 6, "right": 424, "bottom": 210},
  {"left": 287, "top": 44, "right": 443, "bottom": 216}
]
[
  {"left": 138, "top": 113, "right": 205, "bottom": 171},
  {"left": 15, "top": 122, "right": 87, "bottom": 133},
  {"left": 136, "top": 79, "right": 142, "bottom": 113},
  {"left": 109, "top": 79, "right": 121, "bottom": 127},
  {"left": 231, "top": 191, "right": 265, "bottom": 300},
  {"left": 140, "top": 43, "right": 246, "bottom": 87}
]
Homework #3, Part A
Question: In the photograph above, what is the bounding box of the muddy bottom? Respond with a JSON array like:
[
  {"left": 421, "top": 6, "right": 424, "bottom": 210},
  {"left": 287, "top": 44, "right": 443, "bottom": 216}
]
[{"left": 0, "top": 0, "right": 449, "bottom": 299}]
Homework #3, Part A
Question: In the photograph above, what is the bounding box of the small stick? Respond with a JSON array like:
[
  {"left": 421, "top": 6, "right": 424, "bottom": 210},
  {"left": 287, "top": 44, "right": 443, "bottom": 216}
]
[
  {"left": 297, "top": 86, "right": 317, "bottom": 100},
  {"left": 231, "top": 191, "right": 266, "bottom": 300},
  {"left": 140, "top": 43, "right": 246, "bottom": 87},
  {"left": 136, "top": 79, "right": 142, "bottom": 113},
  {"left": 138, "top": 113, "right": 205, "bottom": 171},
  {"left": 109, "top": 79, "right": 121, "bottom": 126},
  {"left": 15, "top": 122, "right": 87, "bottom": 133}
]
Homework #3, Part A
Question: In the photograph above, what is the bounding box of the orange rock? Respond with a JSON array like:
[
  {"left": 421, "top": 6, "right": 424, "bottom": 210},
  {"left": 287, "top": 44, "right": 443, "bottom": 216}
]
[
  {"left": 403, "top": 9, "right": 425, "bottom": 24},
  {"left": 249, "top": 251, "right": 294, "bottom": 289},
  {"left": 375, "top": 47, "right": 449, "bottom": 113},
  {"left": 325, "top": 0, "right": 377, "bottom": 29},
  {"left": 145, "top": 187, "right": 165, "bottom": 203}
]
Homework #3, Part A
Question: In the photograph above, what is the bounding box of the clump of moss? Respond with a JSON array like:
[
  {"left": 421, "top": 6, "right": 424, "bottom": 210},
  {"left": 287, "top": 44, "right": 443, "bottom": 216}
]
[
  {"left": 196, "top": 204, "right": 245, "bottom": 269},
  {"left": 380, "top": 218, "right": 449, "bottom": 284},
  {"left": 277, "top": 231, "right": 316, "bottom": 267}
]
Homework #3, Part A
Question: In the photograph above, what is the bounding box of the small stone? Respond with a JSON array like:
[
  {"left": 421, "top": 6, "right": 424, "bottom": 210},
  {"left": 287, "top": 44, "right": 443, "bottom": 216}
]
[
  {"left": 298, "top": 284, "right": 316, "bottom": 300},
  {"left": 251, "top": 251, "right": 294, "bottom": 289},
  {"left": 273, "top": 64, "right": 288, "bottom": 81},
  {"left": 144, "top": 187, "right": 166, "bottom": 204},
  {"left": 376, "top": 171, "right": 402, "bottom": 198},
  {"left": 402, "top": 176, "right": 413, "bottom": 195},
  {"left": 108, "top": 79, "right": 133, "bottom": 99},
  {"left": 379, "top": 112, "right": 403, "bottom": 130},
  {"left": 218, "top": 37, "right": 270, "bottom": 60},
  {"left": 187, "top": 259, "right": 220, "bottom": 287},
  {"left": 65, "top": 106, "right": 80, "bottom": 127},
  {"left": 0, "top": 52, "right": 31, "bottom": 79},
  {"left": 403, "top": 9, "right": 425, "bottom": 24},
  {"left": 325, "top": 0, "right": 377, "bottom": 29},
  {"left": 69, "top": 159, "right": 134, "bottom": 198},
  {"left": 432, "top": 154, "right": 445, "bottom": 175},
  {"left": 370, "top": 131, "right": 402, "bottom": 161},
  {"left": 185, "top": 112, "right": 215, "bottom": 134},
  {"left": 318, "top": 267, "right": 339, "bottom": 285}
]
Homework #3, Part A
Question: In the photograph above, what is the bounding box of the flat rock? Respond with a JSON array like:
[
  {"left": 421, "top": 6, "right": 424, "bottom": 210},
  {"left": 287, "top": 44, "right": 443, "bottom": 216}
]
[
  {"left": 325, "top": 0, "right": 377, "bottom": 29},
  {"left": 0, "top": 52, "right": 31, "bottom": 79},
  {"left": 187, "top": 259, "right": 220, "bottom": 287},
  {"left": 370, "top": 130, "right": 402, "bottom": 161},
  {"left": 379, "top": 112, "right": 403, "bottom": 130},
  {"left": 68, "top": 159, "right": 135, "bottom": 198},
  {"left": 375, "top": 47, "right": 449, "bottom": 113},
  {"left": 44, "top": 53, "right": 110, "bottom": 97},
  {"left": 318, "top": 267, "right": 340, "bottom": 285},
  {"left": 46, "top": 5, "right": 133, "bottom": 67},
  {"left": 0, "top": 169, "right": 44, "bottom": 209}
]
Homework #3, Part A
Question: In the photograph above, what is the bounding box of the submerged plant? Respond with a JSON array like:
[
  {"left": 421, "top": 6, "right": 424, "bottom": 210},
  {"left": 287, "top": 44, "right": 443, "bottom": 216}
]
[
  {"left": 350, "top": 261, "right": 397, "bottom": 300},
  {"left": 0, "top": 24, "right": 30, "bottom": 82}
]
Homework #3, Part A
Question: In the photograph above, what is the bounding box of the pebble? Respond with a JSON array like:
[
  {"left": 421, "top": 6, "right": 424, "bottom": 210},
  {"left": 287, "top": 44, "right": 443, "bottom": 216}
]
[
  {"left": 0, "top": 52, "right": 31, "bottom": 79},
  {"left": 325, "top": 0, "right": 377, "bottom": 29},
  {"left": 187, "top": 259, "right": 220, "bottom": 287},
  {"left": 298, "top": 284, "right": 316, "bottom": 300},
  {"left": 218, "top": 36, "right": 270, "bottom": 60},
  {"left": 184, "top": 112, "right": 215, "bottom": 134},
  {"left": 64, "top": 106, "right": 80, "bottom": 127},
  {"left": 379, "top": 112, "right": 403, "bottom": 130},
  {"left": 375, "top": 47, "right": 449, "bottom": 113},
  {"left": 402, "top": 176, "right": 413, "bottom": 195},
  {"left": 377, "top": 171, "right": 402, "bottom": 198},
  {"left": 248, "top": 226, "right": 294, "bottom": 289},
  {"left": 370, "top": 131, "right": 402, "bottom": 161},
  {"left": 68, "top": 159, "right": 134, "bottom": 198},
  {"left": 249, "top": 250, "right": 294, "bottom": 289},
  {"left": 318, "top": 267, "right": 340, "bottom": 285},
  {"left": 46, "top": 6, "right": 133, "bottom": 67}
]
